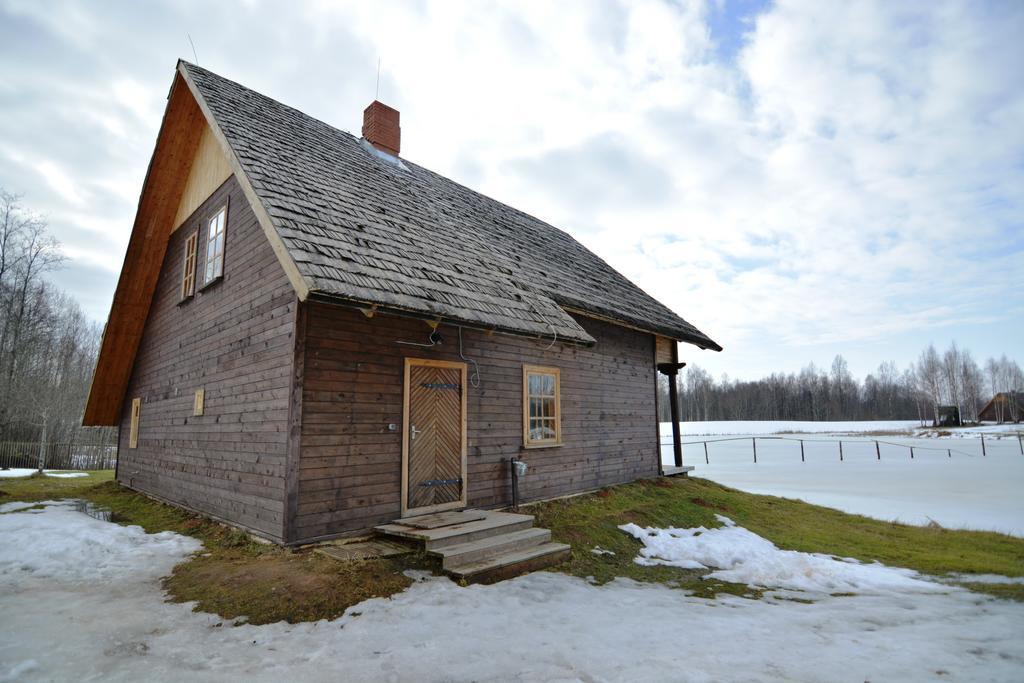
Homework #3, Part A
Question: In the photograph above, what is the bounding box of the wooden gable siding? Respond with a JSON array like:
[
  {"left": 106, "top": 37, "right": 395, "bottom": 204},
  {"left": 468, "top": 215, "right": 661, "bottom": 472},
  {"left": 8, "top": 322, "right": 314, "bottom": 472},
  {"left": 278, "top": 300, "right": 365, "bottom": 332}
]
[
  {"left": 292, "top": 303, "right": 658, "bottom": 542},
  {"left": 84, "top": 74, "right": 208, "bottom": 425},
  {"left": 172, "top": 122, "right": 233, "bottom": 232},
  {"left": 116, "top": 176, "right": 297, "bottom": 542}
]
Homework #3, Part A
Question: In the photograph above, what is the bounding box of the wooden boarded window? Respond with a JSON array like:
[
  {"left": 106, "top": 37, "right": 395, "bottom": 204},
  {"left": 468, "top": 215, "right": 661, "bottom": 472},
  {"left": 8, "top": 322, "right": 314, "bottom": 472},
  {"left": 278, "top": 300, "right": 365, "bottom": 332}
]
[
  {"left": 129, "top": 398, "right": 141, "bottom": 449},
  {"left": 180, "top": 231, "right": 198, "bottom": 299},
  {"left": 204, "top": 205, "right": 227, "bottom": 284},
  {"left": 523, "top": 365, "right": 561, "bottom": 447}
]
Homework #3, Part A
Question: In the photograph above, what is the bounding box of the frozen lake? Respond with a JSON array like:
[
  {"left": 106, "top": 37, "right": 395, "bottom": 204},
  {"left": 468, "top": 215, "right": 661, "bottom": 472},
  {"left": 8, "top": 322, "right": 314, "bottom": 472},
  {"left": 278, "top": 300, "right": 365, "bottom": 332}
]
[{"left": 661, "top": 423, "right": 1024, "bottom": 536}]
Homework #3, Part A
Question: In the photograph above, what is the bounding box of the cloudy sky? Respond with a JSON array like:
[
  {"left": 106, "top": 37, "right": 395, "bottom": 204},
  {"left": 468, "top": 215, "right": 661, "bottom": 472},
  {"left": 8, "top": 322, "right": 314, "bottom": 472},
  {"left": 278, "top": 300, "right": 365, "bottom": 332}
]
[{"left": 1, "top": 0, "right": 1021, "bottom": 380}]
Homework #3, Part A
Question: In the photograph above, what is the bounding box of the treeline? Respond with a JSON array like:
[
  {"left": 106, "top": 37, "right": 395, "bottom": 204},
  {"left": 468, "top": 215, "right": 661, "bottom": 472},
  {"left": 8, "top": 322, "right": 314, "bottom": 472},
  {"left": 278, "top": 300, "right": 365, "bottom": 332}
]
[
  {"left": 0, "top": 190, "right": 109, "bottom": 443},
  {"left": 659, "top": 346, "right": 1022, "bottom": 424}
]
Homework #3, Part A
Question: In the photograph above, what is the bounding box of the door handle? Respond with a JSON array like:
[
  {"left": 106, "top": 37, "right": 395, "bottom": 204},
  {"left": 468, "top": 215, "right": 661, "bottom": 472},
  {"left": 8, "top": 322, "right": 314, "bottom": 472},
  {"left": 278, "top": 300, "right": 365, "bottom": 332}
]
[{"left": 411, "top": 425, "right": 422, "bottom": 440}]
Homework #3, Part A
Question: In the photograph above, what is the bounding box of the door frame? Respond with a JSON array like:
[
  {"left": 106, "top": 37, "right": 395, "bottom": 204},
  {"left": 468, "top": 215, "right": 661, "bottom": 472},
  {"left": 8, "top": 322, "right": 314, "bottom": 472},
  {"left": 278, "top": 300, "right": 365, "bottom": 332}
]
[{"left": 401, "top": 358, "right": 469, "bottom": 518}]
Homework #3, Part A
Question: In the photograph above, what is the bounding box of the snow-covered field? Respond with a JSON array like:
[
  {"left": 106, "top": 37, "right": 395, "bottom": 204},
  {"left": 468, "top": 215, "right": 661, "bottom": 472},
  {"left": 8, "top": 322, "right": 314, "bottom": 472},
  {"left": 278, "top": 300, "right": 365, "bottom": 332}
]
[
  {"left": 663, "top": 422, "right": 1024, "bottom": 536},
  {"left": 677, "top": 420, "right": 923, "bottom": 435},
  {"left": 0, "top": 468, "right": 90, "bottom": 479},
  {"left": 675, "top": 420, "right": 1024, "bottom": 437},
  {"left": 2, "top": 502, "right": 1023, "bottom": 682}
]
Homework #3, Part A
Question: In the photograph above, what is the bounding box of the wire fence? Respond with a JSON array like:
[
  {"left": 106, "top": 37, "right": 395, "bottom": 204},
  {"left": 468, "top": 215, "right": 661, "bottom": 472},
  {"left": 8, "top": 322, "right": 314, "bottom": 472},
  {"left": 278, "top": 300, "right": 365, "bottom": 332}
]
[
  {"left": 662, "top": 432, "right": 1024, "bottom": 465},
  {"left": 0, "top": 440, "right": 118, "bottom": 471}
]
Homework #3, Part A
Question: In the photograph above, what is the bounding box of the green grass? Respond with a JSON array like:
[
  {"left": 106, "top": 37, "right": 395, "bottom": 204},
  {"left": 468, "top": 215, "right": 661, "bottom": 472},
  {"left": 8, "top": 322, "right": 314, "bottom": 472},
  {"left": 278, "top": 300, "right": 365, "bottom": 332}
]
[
  {"left": 3, "top": 471, "right": 1023, "bottom": 624},
  {"left": 530, "top": 476, "right": 1024, "bottom": 600},
  {"left": 0, "top": 469, "right": 114, "bottom": 500}
]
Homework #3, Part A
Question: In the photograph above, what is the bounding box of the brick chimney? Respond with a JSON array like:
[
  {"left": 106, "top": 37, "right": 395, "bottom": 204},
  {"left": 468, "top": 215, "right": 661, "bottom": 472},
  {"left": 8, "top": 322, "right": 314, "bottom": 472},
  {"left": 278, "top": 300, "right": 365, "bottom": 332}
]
[{"left": 362, "top": 101, "right": 400, "bottom": 156}]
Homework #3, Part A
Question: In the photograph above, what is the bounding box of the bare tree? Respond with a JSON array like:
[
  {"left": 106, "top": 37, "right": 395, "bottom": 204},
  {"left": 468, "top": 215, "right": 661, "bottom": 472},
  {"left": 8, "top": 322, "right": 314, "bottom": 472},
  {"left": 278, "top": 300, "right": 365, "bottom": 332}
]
[{"left": 0, "top": 188, "right": 102, "bottom": 445}]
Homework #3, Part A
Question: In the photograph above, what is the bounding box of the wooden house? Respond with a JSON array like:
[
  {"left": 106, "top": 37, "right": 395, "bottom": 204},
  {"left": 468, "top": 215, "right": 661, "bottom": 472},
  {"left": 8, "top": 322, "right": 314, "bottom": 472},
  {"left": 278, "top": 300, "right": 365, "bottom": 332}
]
[
  {"left": 84, "top": 62, "right": 720, "bottom": 547},
  {"left": 978, "top": 392, "right": 1023, "bottom": 423}
]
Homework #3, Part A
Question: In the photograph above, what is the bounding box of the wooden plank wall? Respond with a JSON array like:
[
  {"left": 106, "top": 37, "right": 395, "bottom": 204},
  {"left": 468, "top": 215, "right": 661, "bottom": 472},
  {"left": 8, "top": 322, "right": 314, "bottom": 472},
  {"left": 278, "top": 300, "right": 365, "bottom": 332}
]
[
  {"left": 295, "top": 304, "right": 658, "bottom": 542},
  {"left": 116, "top": 176, "right": 297, "bottom": 542}
]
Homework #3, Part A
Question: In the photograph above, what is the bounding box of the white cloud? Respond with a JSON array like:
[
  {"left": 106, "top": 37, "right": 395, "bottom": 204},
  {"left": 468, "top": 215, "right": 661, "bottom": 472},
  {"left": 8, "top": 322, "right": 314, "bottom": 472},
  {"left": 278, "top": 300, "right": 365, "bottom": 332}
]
[{"left": 0, "top": 0, "right": 1020, "bottom": 379}]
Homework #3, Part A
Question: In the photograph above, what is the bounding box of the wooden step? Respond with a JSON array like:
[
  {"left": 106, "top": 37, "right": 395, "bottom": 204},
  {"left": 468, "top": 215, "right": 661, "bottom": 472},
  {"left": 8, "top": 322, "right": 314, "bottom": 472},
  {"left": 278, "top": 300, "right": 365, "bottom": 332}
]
[
  {"left": 446, "top": 542, "right": 571, "bottom": 584},
  {"left": 375, "top": 511, "right": 535, "bottom": 550},
  {"left": 430, "top": 527, "right": 552, "bottom": 570},
  {"left": 399, "top": 510, "right": 488, "bottom": 529}
]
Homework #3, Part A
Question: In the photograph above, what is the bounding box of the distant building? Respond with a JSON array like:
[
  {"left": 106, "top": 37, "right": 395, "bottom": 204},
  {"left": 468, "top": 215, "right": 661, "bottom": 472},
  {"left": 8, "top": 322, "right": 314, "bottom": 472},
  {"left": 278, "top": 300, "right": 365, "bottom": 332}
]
[
  {"left": 977, "top": 392, "right": 1024, "bottom": 423},
  {"left": 935, "top": 406, "right": 961, "bottom": 427}
]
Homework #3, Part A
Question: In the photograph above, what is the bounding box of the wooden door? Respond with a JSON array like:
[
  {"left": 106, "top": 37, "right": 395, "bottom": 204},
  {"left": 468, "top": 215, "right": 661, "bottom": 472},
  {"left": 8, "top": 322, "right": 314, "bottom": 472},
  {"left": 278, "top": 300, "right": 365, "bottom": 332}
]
[{"left": 402, "top": 359, "right": 468, "bottom": 516}]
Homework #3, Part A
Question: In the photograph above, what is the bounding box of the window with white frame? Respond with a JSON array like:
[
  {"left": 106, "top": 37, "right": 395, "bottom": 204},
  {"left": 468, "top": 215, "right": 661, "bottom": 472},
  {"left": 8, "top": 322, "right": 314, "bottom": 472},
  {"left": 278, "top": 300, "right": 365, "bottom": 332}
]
[{"left": 204, "top": 206, "right": 227, "bottom": 284}]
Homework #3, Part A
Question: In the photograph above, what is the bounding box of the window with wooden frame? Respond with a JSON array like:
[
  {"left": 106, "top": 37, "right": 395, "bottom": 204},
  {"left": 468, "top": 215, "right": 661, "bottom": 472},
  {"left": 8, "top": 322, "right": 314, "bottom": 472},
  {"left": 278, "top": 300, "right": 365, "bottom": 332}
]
[
  {"left": 180, "top": 231, "right": 198, "bottom": 299},
  {"left": 523, "top": 365, "right": 561, "bottom": 447},
  {"left": 204, "top": 205, "right": 227, "bottom": 285},
  {"left": 129, "top": 398, "right": 141, "bottom": 449}
]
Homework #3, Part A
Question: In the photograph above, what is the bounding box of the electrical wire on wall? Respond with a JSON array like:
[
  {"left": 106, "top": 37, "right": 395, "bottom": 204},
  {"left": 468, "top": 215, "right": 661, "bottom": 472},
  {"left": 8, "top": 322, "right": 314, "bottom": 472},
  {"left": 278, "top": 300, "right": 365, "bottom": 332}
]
[
  {"left": 394, "top": 324, "right": 482, "bottom": 388},
  {"left": 527, "top": 300, "right": 559, "bottom": 351},
  {"left": 458, "top": 326, "right": 481, "bottom": 388},
  {"left": 395, "top": 329, "right": 442, "bottom": 348}
]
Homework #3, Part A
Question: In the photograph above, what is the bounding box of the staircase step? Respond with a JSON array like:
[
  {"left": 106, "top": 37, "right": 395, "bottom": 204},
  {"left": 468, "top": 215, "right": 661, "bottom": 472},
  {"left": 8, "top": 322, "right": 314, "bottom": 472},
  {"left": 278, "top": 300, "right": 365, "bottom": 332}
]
[
  {"left": 375, "top": 511, "right": 535, "bottom": 550},
  {"left": 431, "top": 527, "right": 552, "bottom": 569},
  {"left": 398, "top": 510, "right": 488, "bottom": 529},
  {"left": 446, "top": 542, "right": 571, "bottom": 584}
]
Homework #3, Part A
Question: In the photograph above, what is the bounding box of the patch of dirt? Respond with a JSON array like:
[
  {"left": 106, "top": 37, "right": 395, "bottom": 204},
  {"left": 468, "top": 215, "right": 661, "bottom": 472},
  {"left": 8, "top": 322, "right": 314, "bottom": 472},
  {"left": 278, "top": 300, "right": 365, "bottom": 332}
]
[
  {"left": 690, "top": 497, "right": 730, "bottom": 513},
  {"left": 164, "top": 550, "right": 413, "bottom": 624}
]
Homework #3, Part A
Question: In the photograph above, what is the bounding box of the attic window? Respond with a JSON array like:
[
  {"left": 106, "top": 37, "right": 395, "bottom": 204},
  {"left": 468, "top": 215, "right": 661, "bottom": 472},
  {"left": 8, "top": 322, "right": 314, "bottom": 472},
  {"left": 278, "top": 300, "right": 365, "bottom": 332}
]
[
  {"left": 523, "top": 365, "right": 561, "bottom": 447},
  {"left": 204, "top": 205, "right": 227, "bottom": 285},
  {"left": 181, "top": 231, "right": 198, "bottom": 299}
]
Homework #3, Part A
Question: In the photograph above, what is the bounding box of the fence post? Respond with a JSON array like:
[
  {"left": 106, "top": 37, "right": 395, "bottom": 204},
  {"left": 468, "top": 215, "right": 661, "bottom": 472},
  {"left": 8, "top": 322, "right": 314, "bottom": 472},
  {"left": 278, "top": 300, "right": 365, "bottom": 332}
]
[
  {"left": 36, "top": 416, "right": 48, "bottom": 472},
  {"left": 981, "top": 435, "right": 986, "bottom": 457},
  {"left": 1018, "top": 433, "right": 1023, "bottom": 455},
  {"left": 703, "top": 441, "right": 709, "bottom": 465},
  {"left": 752, "top": 438, "right": 757, "bottom": 463},
  {"left": 839, "top": 440, "right": 843, "bottom": 462},
  {"left": 800, "top": 439, "right": 805, "bottom": 462},
  {"left": 910, "top": 446, "right": 914, "bottom": 459},
  {"left": 947, "top": 448, "right": 951, "bottom": 458},
  {"left": 875, "top": 441, "right": 880, "bottom": 460}
]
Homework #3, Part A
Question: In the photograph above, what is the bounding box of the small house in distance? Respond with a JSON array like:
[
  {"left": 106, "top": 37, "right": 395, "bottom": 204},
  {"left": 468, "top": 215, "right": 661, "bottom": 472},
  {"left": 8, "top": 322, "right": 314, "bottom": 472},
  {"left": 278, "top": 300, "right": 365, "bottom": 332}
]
[
  {"left": 978, "top": 392, "right": 1023, "bottom": 423},
  {"left": 935, "top": 405, "right": 961, "bottom": 428},
  {"left": 84, "top": 62, "right": 720, "bottom": 545}
]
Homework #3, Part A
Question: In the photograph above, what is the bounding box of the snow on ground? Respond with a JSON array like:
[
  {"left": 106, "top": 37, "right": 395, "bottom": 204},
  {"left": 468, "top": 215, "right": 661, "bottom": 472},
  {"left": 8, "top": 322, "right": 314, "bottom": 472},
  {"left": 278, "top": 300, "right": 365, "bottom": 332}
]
[
  {"left": 674, "top": 420, "right": 922, "bottom": 436},
  {"left": 3, "top": 504, "right": 1024, "bottom": 682},
  {"left": 918, "top": 423, "right": 1024, "bottom": 439},
  {"left": 663, "top": 425, "right": 1024, "bottom": 536},
  {"left": 0, "top": 468, "right": 90, "bottom": 478},
  {"left": 672, "top": 420, "right": 1023, "bottom": 439},
  {"left": 621, "top": 514, "right": 943, "bottom": 594}
]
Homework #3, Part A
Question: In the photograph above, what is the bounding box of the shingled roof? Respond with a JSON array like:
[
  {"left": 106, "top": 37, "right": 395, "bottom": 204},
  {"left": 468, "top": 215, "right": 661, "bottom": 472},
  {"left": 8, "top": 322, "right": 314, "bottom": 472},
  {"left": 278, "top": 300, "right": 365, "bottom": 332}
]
[{"left": 179, "top": 62, "right": 720, "bottom": 350}]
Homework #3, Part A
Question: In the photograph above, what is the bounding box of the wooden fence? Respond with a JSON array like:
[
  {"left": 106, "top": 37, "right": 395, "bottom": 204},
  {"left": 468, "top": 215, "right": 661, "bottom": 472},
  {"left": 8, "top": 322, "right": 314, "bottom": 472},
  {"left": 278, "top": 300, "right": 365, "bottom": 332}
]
[{"left": 0, "top": 440, "right": 118, "bottom": 471}]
